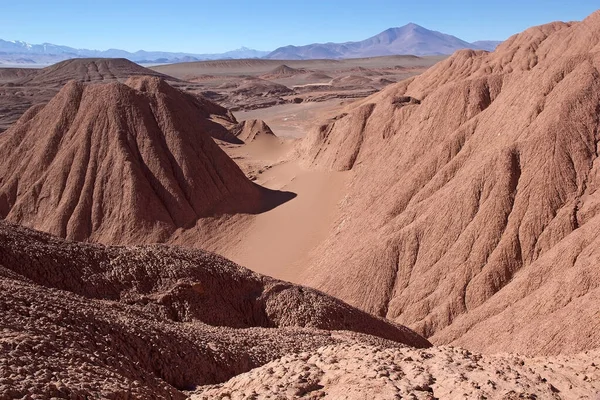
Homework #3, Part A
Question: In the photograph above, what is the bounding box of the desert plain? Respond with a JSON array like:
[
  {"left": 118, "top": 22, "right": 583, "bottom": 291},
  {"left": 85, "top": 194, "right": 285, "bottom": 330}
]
[{"left": 1, "top": 11, "right": 600, "bottom": 400}]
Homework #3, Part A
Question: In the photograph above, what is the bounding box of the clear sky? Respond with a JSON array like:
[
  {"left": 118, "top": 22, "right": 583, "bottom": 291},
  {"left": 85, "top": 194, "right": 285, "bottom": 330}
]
[{"left": 0, "top": 1, "right": 597, "bottom": 53}]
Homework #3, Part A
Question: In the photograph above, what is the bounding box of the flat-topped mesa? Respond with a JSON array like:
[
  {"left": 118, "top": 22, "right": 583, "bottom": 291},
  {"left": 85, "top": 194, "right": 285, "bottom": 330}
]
[
  {"left": 0, "top": 76, "right": 276, "bottom": 244},
  {"left": 299, "top": 10, "right": 600, "bottom": 355},
  {"left": 16, "top": 57, "right": 177, "bottom": 87}
]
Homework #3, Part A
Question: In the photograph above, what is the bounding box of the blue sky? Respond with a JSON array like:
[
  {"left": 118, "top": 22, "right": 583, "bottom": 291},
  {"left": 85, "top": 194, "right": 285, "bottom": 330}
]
[{"left": 0, "top": 1, "right": 597, "bottom": 53}]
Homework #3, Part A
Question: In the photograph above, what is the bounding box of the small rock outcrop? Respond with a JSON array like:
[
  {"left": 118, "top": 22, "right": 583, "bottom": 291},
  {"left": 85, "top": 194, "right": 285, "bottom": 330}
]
[{"left": 232, "top": 119, "right": 278, "bottom": 143}]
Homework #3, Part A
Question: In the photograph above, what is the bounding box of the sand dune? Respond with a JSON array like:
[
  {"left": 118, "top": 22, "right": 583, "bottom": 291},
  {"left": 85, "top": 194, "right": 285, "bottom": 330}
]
[{"left": 219, "top": 161, "right": 350, "bottom": 283}]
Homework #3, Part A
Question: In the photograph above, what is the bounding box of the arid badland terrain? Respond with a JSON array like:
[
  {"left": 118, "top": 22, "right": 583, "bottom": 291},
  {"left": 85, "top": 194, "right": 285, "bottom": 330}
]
[{"left": 1, "top": 11, "right": 600, "bottom": 400}]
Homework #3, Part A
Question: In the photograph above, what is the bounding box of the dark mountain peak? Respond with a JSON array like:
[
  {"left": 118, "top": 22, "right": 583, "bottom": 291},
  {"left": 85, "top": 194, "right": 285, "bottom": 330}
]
[{"left": 266, "top": 23, "right": 496, "bottom": 59}]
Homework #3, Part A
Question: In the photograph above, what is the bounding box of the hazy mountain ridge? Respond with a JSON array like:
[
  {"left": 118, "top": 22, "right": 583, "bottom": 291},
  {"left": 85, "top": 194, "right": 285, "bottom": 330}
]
[
  {"left": 0, "top": 40, "right": 269, "bottom": 64},
  {"left": 1, "top": 24, "right": 500, "bottom": 65},
  {"left": 266, "top": 23, "right": 501, "bottom": 59}
]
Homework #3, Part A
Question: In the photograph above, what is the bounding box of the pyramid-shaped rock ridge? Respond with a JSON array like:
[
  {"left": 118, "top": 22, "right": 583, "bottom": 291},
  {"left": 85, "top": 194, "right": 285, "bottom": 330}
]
[{"left": 0, "top": 76, "right": 266, "bottom": 244}]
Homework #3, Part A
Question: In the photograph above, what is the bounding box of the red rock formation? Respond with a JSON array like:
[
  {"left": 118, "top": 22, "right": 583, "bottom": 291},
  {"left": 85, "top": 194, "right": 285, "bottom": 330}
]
[
  {"left": 301, "top": 11, "right": 600, "bottom": 355},
  {"left": 232, "top": 119, "right": 277, "bottom": 143},
  {"left": 194, "top": 344, "right": 600, "bottom": 399},
  {"left": 0, "top": 76, "right": 277, "bottom": 244},
  {"left": 0, "top": 220, "right": 429, "bottom": 398}
]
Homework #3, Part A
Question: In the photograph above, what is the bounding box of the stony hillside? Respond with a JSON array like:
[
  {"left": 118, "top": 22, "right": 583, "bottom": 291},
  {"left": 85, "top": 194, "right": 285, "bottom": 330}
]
[
  {"left": 195, "top": 344, "right": 600, "bottom": 399},
  {"left": 300, "top": 11, "right": 600, "bottom": 355},
  {"left": 0, "top": 76, "right": 278, "bottom": 244},
  {"left": 0, "top": 220, "right": 428, "bottom": 398},
  {"left": 232, "top": 119, "right": 277, "bottom": 143}
]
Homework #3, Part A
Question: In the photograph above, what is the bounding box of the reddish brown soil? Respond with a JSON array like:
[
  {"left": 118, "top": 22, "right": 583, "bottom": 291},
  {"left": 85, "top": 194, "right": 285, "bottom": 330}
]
[
  {"left": 151, "top": 56, "right": 439, "bottom": 112},
  {"left": 0, "top": 58, "right": 178, "bottom": 133},
  {"left": 0, "top": 220, "right": 428, "bottom": 398},
  {"left": 1, "top": 13, "right": 599, "bottom": 399},
  {"left": 194, "top": 344, "right": 600, "bottom": 399}
]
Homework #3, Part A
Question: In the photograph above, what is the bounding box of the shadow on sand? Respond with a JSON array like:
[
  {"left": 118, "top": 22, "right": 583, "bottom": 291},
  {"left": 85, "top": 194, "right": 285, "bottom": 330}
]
[{"left": 255, "top": 184, "right": 297, "bottom": 214}]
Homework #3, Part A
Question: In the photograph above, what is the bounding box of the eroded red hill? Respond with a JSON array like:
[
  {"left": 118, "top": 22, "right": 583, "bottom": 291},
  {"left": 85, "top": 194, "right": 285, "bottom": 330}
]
[
  {"left": 0, "top": 76, "right": 283, "bottom": 244},
  {"left": 300, "top": 11, "right": 600, "bottom": 355},
  {"left": 0, "top": 220, "right": 429, "bottom": 398}
]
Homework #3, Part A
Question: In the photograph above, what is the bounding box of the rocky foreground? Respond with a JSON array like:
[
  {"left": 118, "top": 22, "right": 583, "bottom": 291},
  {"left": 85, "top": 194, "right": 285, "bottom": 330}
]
[
  {"left": 1, "top": 220, "right": 598, "bottom": 399},
  {"left": 195, "top": 344, "right": 600, "bottom": 399},
  {"left": 0, "top": 220, "right": 426, "bottom": 399}
]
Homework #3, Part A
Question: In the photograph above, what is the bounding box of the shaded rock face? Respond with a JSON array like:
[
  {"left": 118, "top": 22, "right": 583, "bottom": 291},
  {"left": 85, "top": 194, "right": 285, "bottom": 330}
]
[
  {"left": 301, "top": 11, "right": 600, "bottom": 355},
  {"left": 232, "top": 119, "right": 277, "bottom": 143},
  {"left": 0, "top": 221, "right": 429, "bottom": 398},
  {"left": 0, "top": 76, "right": 281, "bottom": 244}
]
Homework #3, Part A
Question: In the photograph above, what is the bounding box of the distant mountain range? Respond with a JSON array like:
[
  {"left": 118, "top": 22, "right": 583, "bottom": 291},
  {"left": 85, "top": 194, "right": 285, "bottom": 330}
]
[
  {"left": 265, "top": 23, "right": 501, "bottom": 59},
  {"left": 0, "top": 40, "right": 270, "bottom": 64},
  {"left": 0, "top": 24, "right": 501, "bottom": 65}
]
